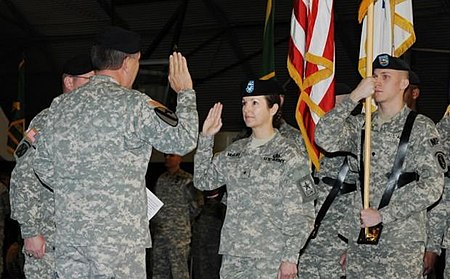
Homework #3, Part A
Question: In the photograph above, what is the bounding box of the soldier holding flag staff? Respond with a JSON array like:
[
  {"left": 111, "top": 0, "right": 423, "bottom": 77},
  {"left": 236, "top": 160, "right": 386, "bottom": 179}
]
[{"left": 315, "top": 54, "right": 445, "bottom": 278}]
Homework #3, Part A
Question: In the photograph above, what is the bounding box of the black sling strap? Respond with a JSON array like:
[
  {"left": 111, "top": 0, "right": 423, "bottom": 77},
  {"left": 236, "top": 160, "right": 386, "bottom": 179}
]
[
  {"left": 358, "top": 111, "right": 418, "bottom": 209},
  {"left": 378, "top": 111, "right": 418, "bottom": 209},
  {"left": 310, "top": 157, "right": 350, "bottom": 239}
]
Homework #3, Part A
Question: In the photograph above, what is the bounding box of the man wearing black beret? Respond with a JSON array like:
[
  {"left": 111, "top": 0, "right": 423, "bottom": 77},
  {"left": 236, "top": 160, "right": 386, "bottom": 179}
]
[
  {"left": 9, "top": 53, "right": 94, "bottom": 279},
  {"left": 32, "top": 26, "right": 199, "bottom": 278},
  {"left": 62, "top": 53, "right": 95, "bottom": 93},
  {"left": 315, "top": 53, "right": 446, "bottom": 278}
]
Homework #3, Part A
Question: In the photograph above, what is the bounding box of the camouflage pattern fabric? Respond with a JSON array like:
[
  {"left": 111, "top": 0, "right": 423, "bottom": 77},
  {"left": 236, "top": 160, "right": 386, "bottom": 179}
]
[
  {"left": 219, "top": 254, "right": 283, "bottom": 279},
  {"left": 152, "top": 169, "right": 193, "bottom": 279},
  {"left": 298, "top": 155, "right": 357, "bottom": 278},
  {"left": 10, "top": 109, "right": 56, "bottom": 278},
  {"left": 278, "top": 119, "right": 308, "bottom": 156},
  {"left": 191, "top": 196, "right": 226, "bottom": 279},
  {"left": 436, "top": 115, "right": 450, "bottom": 278},
  {"left": 32, "top": 75, "right": 198, "bottom": 277},
  {"left": 315, "top": 97, "right": 445, "bottom": 279},
  {"left": 0, "top": 181, "right": 9, "bottom": 276},
  {"left": 55, "top": 245, "right": 146, "bottom": 279},
  {"left": 194, "top": 130, "right": 316, "bottom": 272},
  {"left": 426, "top": 114, "right": 450, "bottom": 258},
  {"left": 23, "top": 246, "right": 55, "bottom": 279}
]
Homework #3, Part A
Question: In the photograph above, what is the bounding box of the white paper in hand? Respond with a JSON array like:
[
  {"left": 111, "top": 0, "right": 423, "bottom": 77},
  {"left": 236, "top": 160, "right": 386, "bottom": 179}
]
[{"left": 146, "top": 188, "right": 163, "bottom": 220}]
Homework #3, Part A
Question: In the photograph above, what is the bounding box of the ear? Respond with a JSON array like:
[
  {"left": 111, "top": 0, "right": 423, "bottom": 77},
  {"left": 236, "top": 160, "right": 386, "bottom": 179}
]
[
  {"left": 63, "top": 76, "right": 74, "bottom": 91},
  {"left": 411, "top": 88, "right": 420, "bottom": 100},
  {"left": 122, "top": 56, "right": 131, "bottom": 73},
  {"left": 270, "top": 103, "right": 279, "bottom": 116},
  {"left": 400, "top": 78, "right": 409, "bottom": 91}
]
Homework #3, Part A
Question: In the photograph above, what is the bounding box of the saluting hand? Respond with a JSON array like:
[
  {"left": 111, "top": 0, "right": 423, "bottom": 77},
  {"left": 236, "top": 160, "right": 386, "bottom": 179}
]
[
  {"left": 168, "top": 52, "right": 193, "bottom": 93},
  {"left": 202, "top": 103, "right": 223, "bottom": 136},
  {"left": 350, "top": 77, "right": 375, "bottom": 103}
]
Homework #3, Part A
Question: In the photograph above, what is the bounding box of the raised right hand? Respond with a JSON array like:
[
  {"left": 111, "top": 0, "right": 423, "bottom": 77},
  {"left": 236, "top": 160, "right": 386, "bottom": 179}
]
[
  {"left": 202, "top": 103, "right": 223, "bottom": 136},
  {"left": 168, "top": 52, "right": 193, "bottom": 93}
]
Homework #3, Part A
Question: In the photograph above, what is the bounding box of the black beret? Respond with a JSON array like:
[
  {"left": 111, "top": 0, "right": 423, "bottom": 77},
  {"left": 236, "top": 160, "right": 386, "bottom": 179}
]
[
  {"left": 63, "top": 53, "right": 94, "bottom": 76},
  {"left": 409, "top": 70, "right": 420, "bottom": 86},
  {"left": 94, "top": 26, "right": 141, "bottom": 54},
  {"left": 241, "top": 79, "right": 285, "bottom": 97},
  {"left": 335, "top": 83, "right": 352, "bottom": 96},
  {"left": 373, "top": 53, "right": 410, "bottom": 72}
]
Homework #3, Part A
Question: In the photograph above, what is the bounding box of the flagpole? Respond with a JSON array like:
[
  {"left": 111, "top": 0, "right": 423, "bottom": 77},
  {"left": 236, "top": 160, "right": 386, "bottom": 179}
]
[{"left": 364, "top": 2, "right": 374, "bottom": 228}]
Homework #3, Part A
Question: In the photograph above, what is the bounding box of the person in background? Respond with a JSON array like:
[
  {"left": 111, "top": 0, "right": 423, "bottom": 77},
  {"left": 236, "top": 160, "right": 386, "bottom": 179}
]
[
  {"left": 32, "top": 26, "right": 198, "bottom": 279},
  {"left": 9, "top": 53, "right": 94, "bottom": 279},
  {"left": 428, "top": 107, "right": 450, "bottom": 278},
  {"left": 191, "top": 186, "right": 226, "bottom": 279},
  {"left": 152, "top": 153, "right": 195, "bottom": 279},
  {"left": 194, "top": 79, "right": 316, "bottom": 279},
  {"left": 0, "top": 173, "right": 10, "bottom": 277},
  {"left": 403, "top": 70, "right": 421, "bottom": 112}
]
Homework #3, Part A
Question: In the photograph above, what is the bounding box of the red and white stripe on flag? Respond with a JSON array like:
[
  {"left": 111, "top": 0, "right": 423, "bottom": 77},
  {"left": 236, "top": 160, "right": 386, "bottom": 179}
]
[{"left": 288, "top": 0, "right": 335, "bottom": 169}]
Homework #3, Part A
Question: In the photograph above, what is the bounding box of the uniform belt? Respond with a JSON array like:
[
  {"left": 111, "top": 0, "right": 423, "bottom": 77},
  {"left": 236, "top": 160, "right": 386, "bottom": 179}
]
[{"left": 321, "top": 177, "right": 356, "bottom": 195}]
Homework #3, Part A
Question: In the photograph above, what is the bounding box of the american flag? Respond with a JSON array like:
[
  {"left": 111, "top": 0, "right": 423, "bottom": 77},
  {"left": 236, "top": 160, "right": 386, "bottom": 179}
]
[{"left": 287, "top": 0, "right": 335, "bottom": 169}]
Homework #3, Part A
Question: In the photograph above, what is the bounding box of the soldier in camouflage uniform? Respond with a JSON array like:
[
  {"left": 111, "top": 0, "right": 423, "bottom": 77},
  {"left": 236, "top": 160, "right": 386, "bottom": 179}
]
[
  {"left": 0, "top": 175, "right": 10, "bottom": 276},
  {"left": 32, "top": 27, "right": 199, "bottom": 279},
  {"left": 152, "top": 154, "right": 195, "bottom": 279},
  {"left": 298, "top": 86, "right": 359, "bottom": 279},
  {"left": 194, "top": 79, "right": 316, "bottom": 279},
  {"left": 191, "top": 187, "right": 226, "bottom": 279},
  {"left": 315, "top": 54, "right": 446, "bottom": 278},
  {"left": 9, "top": 53, "right": 94, "bottom": 279},
  {"left": 436, "top": 110, "right": 450, "bottom": 278}
]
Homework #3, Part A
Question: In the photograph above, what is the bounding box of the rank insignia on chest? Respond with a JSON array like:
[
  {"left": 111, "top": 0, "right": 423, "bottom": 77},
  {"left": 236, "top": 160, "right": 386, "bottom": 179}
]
[{"left": 242, "top": 169, "right": 251, "bottom": 178}]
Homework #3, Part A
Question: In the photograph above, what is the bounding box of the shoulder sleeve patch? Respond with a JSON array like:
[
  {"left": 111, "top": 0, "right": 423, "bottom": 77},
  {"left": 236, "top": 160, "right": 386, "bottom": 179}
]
[
  {"left": 14, "top": 140, "right": 32, "bottom": 159},
  {"left": 154, "top": 107, "right": 178, "bottom": 127},
  {"left": 298, "top": 175, "right": 317, "bottom": 202}
]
